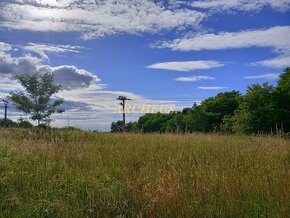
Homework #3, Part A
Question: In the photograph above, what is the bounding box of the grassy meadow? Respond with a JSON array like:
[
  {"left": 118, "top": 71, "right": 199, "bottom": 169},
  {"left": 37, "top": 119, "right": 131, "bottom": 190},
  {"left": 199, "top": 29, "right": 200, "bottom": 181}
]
[{"left": 0, "top": 129, "right": 289, "bottom": 217}]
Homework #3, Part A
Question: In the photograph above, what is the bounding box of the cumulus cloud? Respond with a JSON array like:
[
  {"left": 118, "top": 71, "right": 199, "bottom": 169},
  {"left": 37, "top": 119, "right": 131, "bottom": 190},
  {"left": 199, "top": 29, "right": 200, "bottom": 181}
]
[
  {"left": 0, "top": 0, "right": 205, "bottom": 39},
  {"left": 147, "top": 60, "right": 224, "bottom": 72},
  {"left": 190, "top": 0, "right": 290, "bottom": 12},
  {"left": 197, "top": 86, "right": 228, "bottom": 90},
  {"left": 50, "top": 65, "right": 101, "bottom": 90},
  {"left": 0, "top": 43, "right": 99, "bottom": 90},
  {"left": 174, "top": 75, "right": 215, "bottom": 82},
  {"left": 243, "top": 73, "right": 281, "bottom": 79},
  {"left": 0, "top": 54, "right": 41, "bottom": 78}
]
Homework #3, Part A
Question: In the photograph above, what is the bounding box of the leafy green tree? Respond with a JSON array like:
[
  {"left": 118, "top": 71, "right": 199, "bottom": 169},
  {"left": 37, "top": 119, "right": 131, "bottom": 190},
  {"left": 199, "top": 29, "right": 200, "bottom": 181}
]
[
  {"left": 17, "top": 117, "right": 33, "bottom": 128},
  {"left": 111, "top": 120, "right": 124, "bottom": 132},
  {"left": 125, "top": 122, "right": 139, "bottom": 132},
  {"left": 201, "top": 91, "right": 241, "bottom": 131},
  {"left": 164, "top": 112, "right": 179, "bottom": 133},
  {"left": 232, "top": 83, "right": 275, "bottom": 134},
  {"left": 138, "top": 113, "right": 170, "bottom": 133},
  {"left": 183, "top": 105, "right": 210, "bottom": 132},
  {"left": 272, "top": 68, "right": 290, "bottom": 132},
  {"left": 0, "top": 118, "right": 17, "bottom": 128},
  {"left": 174, "top": 111, "right": 185, "bottom": 133},
  {"left": 9, "top": 73, "right": 64, "bottom": 126}
]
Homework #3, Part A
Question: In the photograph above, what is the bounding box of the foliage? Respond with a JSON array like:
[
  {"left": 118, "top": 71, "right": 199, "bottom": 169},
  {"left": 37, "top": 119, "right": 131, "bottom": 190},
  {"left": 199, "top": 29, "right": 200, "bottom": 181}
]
[
  {"left": 9, "top": 73, "right": 64, "bottom": 125},
  {"left": 17, "top": 117, "right": 34, "bottom": 128},
  {"left": 272, "top": 67, "right": 290, "bottom": 132},
  {"left": 0, "top": 118, "right": 18, "bottom": 128},
  {"left": 201, "top": 91, "right": 241, "bottom": 130},
  {"left": 232, "top": 83, "right": 275, "bottom": 134},
  {"left": 111, "top": 120, "right": 124, "bottom": 132}
]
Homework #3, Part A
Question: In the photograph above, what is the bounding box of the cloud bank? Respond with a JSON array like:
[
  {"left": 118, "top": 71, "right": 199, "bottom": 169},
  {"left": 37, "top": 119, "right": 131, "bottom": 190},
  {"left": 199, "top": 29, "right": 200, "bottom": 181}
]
[
  {"left": 0, "top": 0, "right": 205, "bottom": 39},
  {"left": 191, "top": 0, "right": 290, "bottom": 12}
]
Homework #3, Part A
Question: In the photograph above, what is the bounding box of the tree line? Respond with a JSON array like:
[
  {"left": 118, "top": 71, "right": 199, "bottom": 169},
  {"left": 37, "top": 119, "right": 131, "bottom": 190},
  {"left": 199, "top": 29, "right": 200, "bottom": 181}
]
[{"left": 111, "top": 68, "right": 290, "bottom": 134}]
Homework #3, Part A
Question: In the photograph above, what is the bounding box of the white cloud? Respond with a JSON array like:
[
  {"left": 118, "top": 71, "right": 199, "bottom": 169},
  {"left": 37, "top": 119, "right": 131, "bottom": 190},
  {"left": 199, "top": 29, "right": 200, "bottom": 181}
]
[
  {"left": 0, "top": 42, "right": 12, "bottom": 53},
  {"left": 174, "top": 75, "right": 215, "bottom": 82},
  {"left": 147, "top": 60, "right": 224, "bottom": 72},
  {"left": 0, "top": 41, "right": 99, "bottom": 90},
  {"left": 42, "top": 65, "right": 102, "bottom": 90},
  {"left": 0, "top": 0, "right": 205, "bottom": 39},
  {"left": 0, "top": 78, "right": 23, "bottom": 92},
  {"left": 243, "top": 73, "right": 281, "bottom": 79},
  {"left": 0, "top": 54, "right": 42, "bottom": 78},
  {"left": 191, "top": 0, "right": 290, "bottom": 12},
  {"left": 0, "top": 52, "right": 99, "bottom": 91},
  {"left": 22, "top": 43, "right": 84, "bottom": 59},
  {"left": 198, "top": 86, "right": 228, "bottom": 90},
  {"left": 254, "top": 55, "right": 290, "bottom": 68},
  {"left": 154, "top": 26, "right": 290, "bottom": 53},
  {"left": 154, "top": 26, "right": 290, "bottom": 69}
]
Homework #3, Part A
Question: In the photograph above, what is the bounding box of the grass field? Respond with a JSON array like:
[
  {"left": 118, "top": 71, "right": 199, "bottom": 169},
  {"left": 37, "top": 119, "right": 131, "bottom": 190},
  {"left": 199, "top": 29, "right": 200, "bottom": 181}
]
[{"left": 0, "top": 129, "right": 289, "bottom": 217}]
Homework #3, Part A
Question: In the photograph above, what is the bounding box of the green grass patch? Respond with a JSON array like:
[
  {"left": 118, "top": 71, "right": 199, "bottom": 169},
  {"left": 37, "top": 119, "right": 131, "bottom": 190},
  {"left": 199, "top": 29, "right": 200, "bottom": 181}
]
[{"left": 0, "top": 129, "right": 289, "bottom": 217}]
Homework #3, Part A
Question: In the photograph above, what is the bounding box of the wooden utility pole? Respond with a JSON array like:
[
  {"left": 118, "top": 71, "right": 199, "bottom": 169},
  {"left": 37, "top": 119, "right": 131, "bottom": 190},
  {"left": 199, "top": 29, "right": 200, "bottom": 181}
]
[
  {"left": 3, "top": 100, "right": 8, "bottom": 128},
  {"left": 117, "top": 96, "right": 131, "bottom": 131}
]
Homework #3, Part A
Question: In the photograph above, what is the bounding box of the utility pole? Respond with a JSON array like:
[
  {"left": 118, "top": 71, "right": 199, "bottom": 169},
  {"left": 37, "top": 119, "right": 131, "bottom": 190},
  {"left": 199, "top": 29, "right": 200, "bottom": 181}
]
[
  {"left": 3, "top": 100, "right": 8, "bottom": 128},
  {"left": 117, "top": 96, "right": 131, "bottom": 131}
]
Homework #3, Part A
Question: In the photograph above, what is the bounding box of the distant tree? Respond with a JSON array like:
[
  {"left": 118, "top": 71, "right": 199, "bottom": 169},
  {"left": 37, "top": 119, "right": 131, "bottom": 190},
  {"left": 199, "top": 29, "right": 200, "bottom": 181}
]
[
  {"left": 125, "top": 122, "right": 139, "bottom": 132},
  {"left": 9, "top": 73, "right": 64, "bottom": 126},
  {"left": 165, "top": 119, "right": 176, "bottom": 133},
  {"left": 272, "top": 68, "right": 290, "bottom": 132},
  {"left": 164, "top": 112, "right": 179, "bottom": 133},
  {"left": 183, "top": 105, "right": 210, "bottom": 132},
  {"left": 201, "top": 91, "right": 241, "bottom": 130},
  {"left": 174, "top": 111, "right": 185, "bottom": 133},
  {"left": 111, "top": 121, "right": 139, "bottom": 132},
  {"left": 138, "top": 113, "right": 170, "bottom": 133},
  {"left": 17, "top": 117, "right": 33, "bottom": 128},
  {"left": 111, "top": 120, "right": 124, "bottom": 132},
  {"left": 0, "top": 118, "right": 18, "bottom": 128},
  {"left": 232, "top": 83, "right": 275, "bottom": 134}
]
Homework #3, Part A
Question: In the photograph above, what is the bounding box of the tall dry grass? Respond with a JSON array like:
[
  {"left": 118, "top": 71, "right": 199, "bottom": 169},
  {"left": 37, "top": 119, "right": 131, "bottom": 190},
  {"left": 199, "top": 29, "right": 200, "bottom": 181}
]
[{"left": 0, "top": 129, "right": 289, "bottom": 217}]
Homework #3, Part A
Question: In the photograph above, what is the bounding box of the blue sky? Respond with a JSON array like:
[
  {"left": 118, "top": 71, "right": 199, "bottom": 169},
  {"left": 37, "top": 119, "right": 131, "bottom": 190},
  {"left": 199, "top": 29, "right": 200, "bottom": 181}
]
[{"left": 0, "top": 0, "right": 290, "bottom": 130}]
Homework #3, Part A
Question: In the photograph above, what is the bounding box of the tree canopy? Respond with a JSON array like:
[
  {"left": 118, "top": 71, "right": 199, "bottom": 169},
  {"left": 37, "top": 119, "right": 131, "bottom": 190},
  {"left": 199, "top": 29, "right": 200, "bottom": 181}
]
[{"left": 9, "top": 73, "right": 64, "bottom": 126}]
